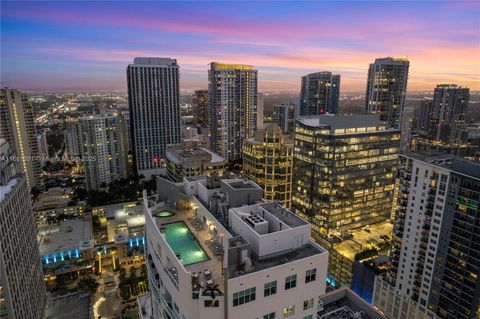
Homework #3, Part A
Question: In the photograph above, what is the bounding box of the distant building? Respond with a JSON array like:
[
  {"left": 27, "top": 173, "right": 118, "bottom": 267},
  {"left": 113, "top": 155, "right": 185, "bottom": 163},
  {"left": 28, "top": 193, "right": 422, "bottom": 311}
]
[
  {"left": 165, "top": 145, "right": 226, "bottom": 182},
  {"left": 120, "top": 110, "right": 132, "bottom": 153},
  {"left": 0, "top": 139, "right": 47, "bottom": 318},
  {"left": 242, "top": 124, "right": 294, "bottom": 208},
  {"left": 272, "top": 102, "right": 296, "bottom": 134},
  {"left": 143, "top": 176, "right": 328, "bottom": 319},
  {"left": 425, "top": 84, "right": 469, "bottom": 144},
  {"left": 257, "top": 92, "right": 264, "bottom": 128},
  {"left": 291, "top": 114, "right": 400, "bottom": 287},
  {"left": 300, "top": 71, "right": 340, "bottom": 115},
  {"left": 127, "top": 57, "right": 181, "bottom": 178},
  {"left": 65, "top": 118, "right": 82, "bottom": 158},
  {"left": 376, "top": 153, "right": 480, "bottom": 319},
  {"left": 209, "top": 62, "right": 258, "bottom": 162},
  {"left": 0, "top": 88, "right": 43, "bottom": 189},
  {"left": 78, "top": 114, "right": 128, "bottom": 191},
  {"left": 36, "top": 130, "right": 49, "bottom": 164},
  {"left": 366, "top": 57, "right": 409, "bottom": 130},
  {"left": 33, "top": 187, "right": 85, "bottom": 228},
  {"left": 415, "top": 98, "right": 434, "bottom": 134},
  {"left": 193, "top": 90, "right": 209, "bottom": 127}
]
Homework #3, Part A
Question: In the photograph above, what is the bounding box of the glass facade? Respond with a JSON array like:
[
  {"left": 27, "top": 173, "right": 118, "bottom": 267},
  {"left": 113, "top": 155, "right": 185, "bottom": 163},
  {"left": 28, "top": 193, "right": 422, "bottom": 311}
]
[
  {"left": 292, "top": 120, "right": 400, "bottom": 239},
  {"left": 242, "top": 124, "right": 293, "bottom": 208}
]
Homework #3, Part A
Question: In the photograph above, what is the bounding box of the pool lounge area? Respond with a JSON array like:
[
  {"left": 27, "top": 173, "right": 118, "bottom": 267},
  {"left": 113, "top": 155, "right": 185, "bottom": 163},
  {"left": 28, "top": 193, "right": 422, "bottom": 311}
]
[
  {"left": 162, "top": 222, "right": 209, "bottom": 266},
  {"left": 150, "top": 199, "right": 225, "bottom": 294}
]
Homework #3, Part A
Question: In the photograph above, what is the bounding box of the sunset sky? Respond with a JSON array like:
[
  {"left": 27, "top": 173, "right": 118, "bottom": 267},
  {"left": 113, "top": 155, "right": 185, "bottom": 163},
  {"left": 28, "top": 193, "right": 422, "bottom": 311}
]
[{"left": 1, "top": 1, "right": 479, "bottom": 92}]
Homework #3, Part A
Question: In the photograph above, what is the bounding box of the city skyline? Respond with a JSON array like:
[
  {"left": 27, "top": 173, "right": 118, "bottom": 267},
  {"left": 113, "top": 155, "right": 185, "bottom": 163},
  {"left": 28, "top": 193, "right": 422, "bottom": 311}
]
[{"left": 2, "top": 1, "right": 480, "bottom": 92}]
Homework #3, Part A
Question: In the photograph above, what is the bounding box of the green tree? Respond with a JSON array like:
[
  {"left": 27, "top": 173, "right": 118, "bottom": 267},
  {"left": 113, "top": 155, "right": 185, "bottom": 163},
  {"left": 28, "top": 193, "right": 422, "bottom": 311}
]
[{"left": 78, "top": 276, "right": 99, "bottom": 293}]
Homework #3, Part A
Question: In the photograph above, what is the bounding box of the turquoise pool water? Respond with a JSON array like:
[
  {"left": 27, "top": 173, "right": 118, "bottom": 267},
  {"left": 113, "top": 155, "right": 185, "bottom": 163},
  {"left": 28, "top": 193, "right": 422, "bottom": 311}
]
[{"left": 164, "top": 222, "right": 208, "bottom": 265}]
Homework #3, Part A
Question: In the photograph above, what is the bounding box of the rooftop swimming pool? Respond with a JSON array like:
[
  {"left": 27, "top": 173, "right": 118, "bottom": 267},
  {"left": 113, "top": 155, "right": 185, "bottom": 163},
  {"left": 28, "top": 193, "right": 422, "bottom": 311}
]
[{"left": 163, "top": 222, "right": 208, "bottom": 266}]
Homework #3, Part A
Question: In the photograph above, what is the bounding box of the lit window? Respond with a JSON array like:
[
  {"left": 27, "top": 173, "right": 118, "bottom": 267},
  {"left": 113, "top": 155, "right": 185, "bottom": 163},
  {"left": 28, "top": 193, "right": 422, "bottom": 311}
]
[
  {"left": 283, "top": 305, "right": 295, "bottom": 317},
  {"left": 303, "top": 298, "right": 314, "bottom": 310}
]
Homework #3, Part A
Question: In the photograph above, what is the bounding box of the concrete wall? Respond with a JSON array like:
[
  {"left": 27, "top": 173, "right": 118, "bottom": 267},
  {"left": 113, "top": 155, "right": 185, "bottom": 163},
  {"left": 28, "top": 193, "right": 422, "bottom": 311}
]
[{"left": 227, "top": 252, "right": 328, "bottom": 319}]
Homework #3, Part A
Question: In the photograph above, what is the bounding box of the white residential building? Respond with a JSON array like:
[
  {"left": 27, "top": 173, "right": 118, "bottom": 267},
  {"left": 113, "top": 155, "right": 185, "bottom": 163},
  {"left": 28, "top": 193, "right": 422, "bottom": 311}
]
[
  {"left": 374, "top": 153, "right": 480, "bottom": 319},
  {"left": 142, "top": 176, "right": 328, "bottom": 319},
  {"left": 0, "top": 139, "right": 47, "bottom": 318},
  {"left": 65, "top": 118, "right": 81, "bottom": 158},
  {"left": 78, "top": 114, "right": 128, "bottom": 191}
]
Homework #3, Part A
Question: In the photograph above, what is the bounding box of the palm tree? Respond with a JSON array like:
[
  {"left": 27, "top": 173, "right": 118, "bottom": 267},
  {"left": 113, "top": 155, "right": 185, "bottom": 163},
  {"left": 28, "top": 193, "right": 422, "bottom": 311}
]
[
  {"left": 109, "top": 247, "right": 118, "bottom": 270},
  {"left": 204, "top": 283, "right": 222, "bottom": 299},
  {"left": 96, "top": 248, "right": 103, "bottom": 274}
]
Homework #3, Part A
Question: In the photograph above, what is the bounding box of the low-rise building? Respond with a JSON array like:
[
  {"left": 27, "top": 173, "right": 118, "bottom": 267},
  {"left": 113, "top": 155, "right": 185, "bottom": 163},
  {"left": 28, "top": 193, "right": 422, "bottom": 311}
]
[
  {"left": 166, "top": 145, "right": 226, "bottom": 182},
  {"left": 34, "top": 187, "right": 85, "bottom": 228},
  {"left": 143, "top": 175, "right": 328, "bottom": 319},
  {"left": 318, "top": 287, "right": 385, "bottom": 319},
  {"left": 38, "top": 214, "right": 95, "bottom": 274}
]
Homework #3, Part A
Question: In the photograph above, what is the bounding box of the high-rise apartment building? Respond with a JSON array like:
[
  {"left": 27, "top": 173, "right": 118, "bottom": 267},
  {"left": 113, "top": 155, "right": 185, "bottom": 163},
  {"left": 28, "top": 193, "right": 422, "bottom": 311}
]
[
  {"left": 127, "top": 58, "right": 181, "bottom": 178},
  {"left": 65, "top": 118, "right": 81, "bottom": 158},
  {"left": 427, "top": 84, "right": 469, "bottom": 144},
  {"left": 120, "top": 110, "right": 132, "bottom": 153},
  {"left": 366, "top": 57, "right": 409, "bottom": 129},
  {"left": 78, "top": 114, "right": 128, "bottom": 191},
  {"left": 0, "top": 88, "right": 42, "bottom": 189},
  {"left": 0, "top": 139, "right": 47, "bottom": 318},
  {"left": 375, "top": 153, "right": 480, "bottom": 319},
  {"left": 143, "top": 176, "right": 328, "bottom": 319},
  {"left": 36, "top": 130, "right": 48, "bottom": 163},
  {"left": 300, "top": 72, "right": 340, "bottom": 116},
  {"left": 209, "top": 62, "right": 258, "bottom": 162},
  {"left": 242, "top": 124, "right": 294, "bottom": 208},
  {"left": 415, "top": 98, "right": 434, "bottom": 134},
  {"left": 193, "top": 90, "right": 209, "bottom": 127},
  {"left": 291, "top": 114, "right": 400, "bottom": 287},
  {"left": 273, "top": 102, "right": 296, "bottom": 135}
]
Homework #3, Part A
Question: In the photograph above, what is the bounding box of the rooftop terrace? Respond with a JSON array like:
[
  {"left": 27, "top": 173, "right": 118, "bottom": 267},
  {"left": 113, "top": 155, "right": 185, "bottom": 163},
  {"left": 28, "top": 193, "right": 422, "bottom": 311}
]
[{"left": 318, "top": 287, "right": 385, "bottom": 319}]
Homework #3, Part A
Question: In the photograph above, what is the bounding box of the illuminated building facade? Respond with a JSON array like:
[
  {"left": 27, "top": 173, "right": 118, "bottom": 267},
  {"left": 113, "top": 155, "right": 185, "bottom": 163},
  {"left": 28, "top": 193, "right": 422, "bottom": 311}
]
[
  {"left": 0, "top": 88, "right": 42, "bottom": 189},
  {"left": 193, "top": 90, "right": 209, "bottom": 127},
  {"left": 0, "top": 139, "right": 46, "bottom": 319},
  {"left": 376, "top": 153, "right": 480, "bottom": 319},
  {"left": 366, "top": 57, "right": 409, "bottom": 130},
  {"left": 209, "top": 62, "right": 258, "bottom": 162},
  {"left": 127, "top": 57, "right": 181, "bottom": 178},
  {"left": 291, "top": 114, "right": 400, "bottom": 287},
  {"left": 65, "top": 117, "right": 82, "bottom": 157},
  {"left": 78, "top": 114, "right": 128, "bottom": 191},
  {"left": 143, "top": 176, "right": 328, "bottom": 319},
  {"left": 242, "top": 124, "right": 294, "bottom": 208},
  {"left": 424, "top": 84, "right": 469, "bottom": 145},
  {"left": 165, "top": 145, "right": 226, "bottom": 182},
  {"left": 300, "top": 71, "right": 340, "bottom": 116}
]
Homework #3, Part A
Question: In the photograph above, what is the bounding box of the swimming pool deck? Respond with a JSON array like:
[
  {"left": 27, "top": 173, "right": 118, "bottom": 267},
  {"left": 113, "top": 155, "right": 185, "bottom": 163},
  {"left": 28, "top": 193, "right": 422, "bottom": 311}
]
[{"left": 153, "top": 206, "right": 225, "bottom": 294}]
